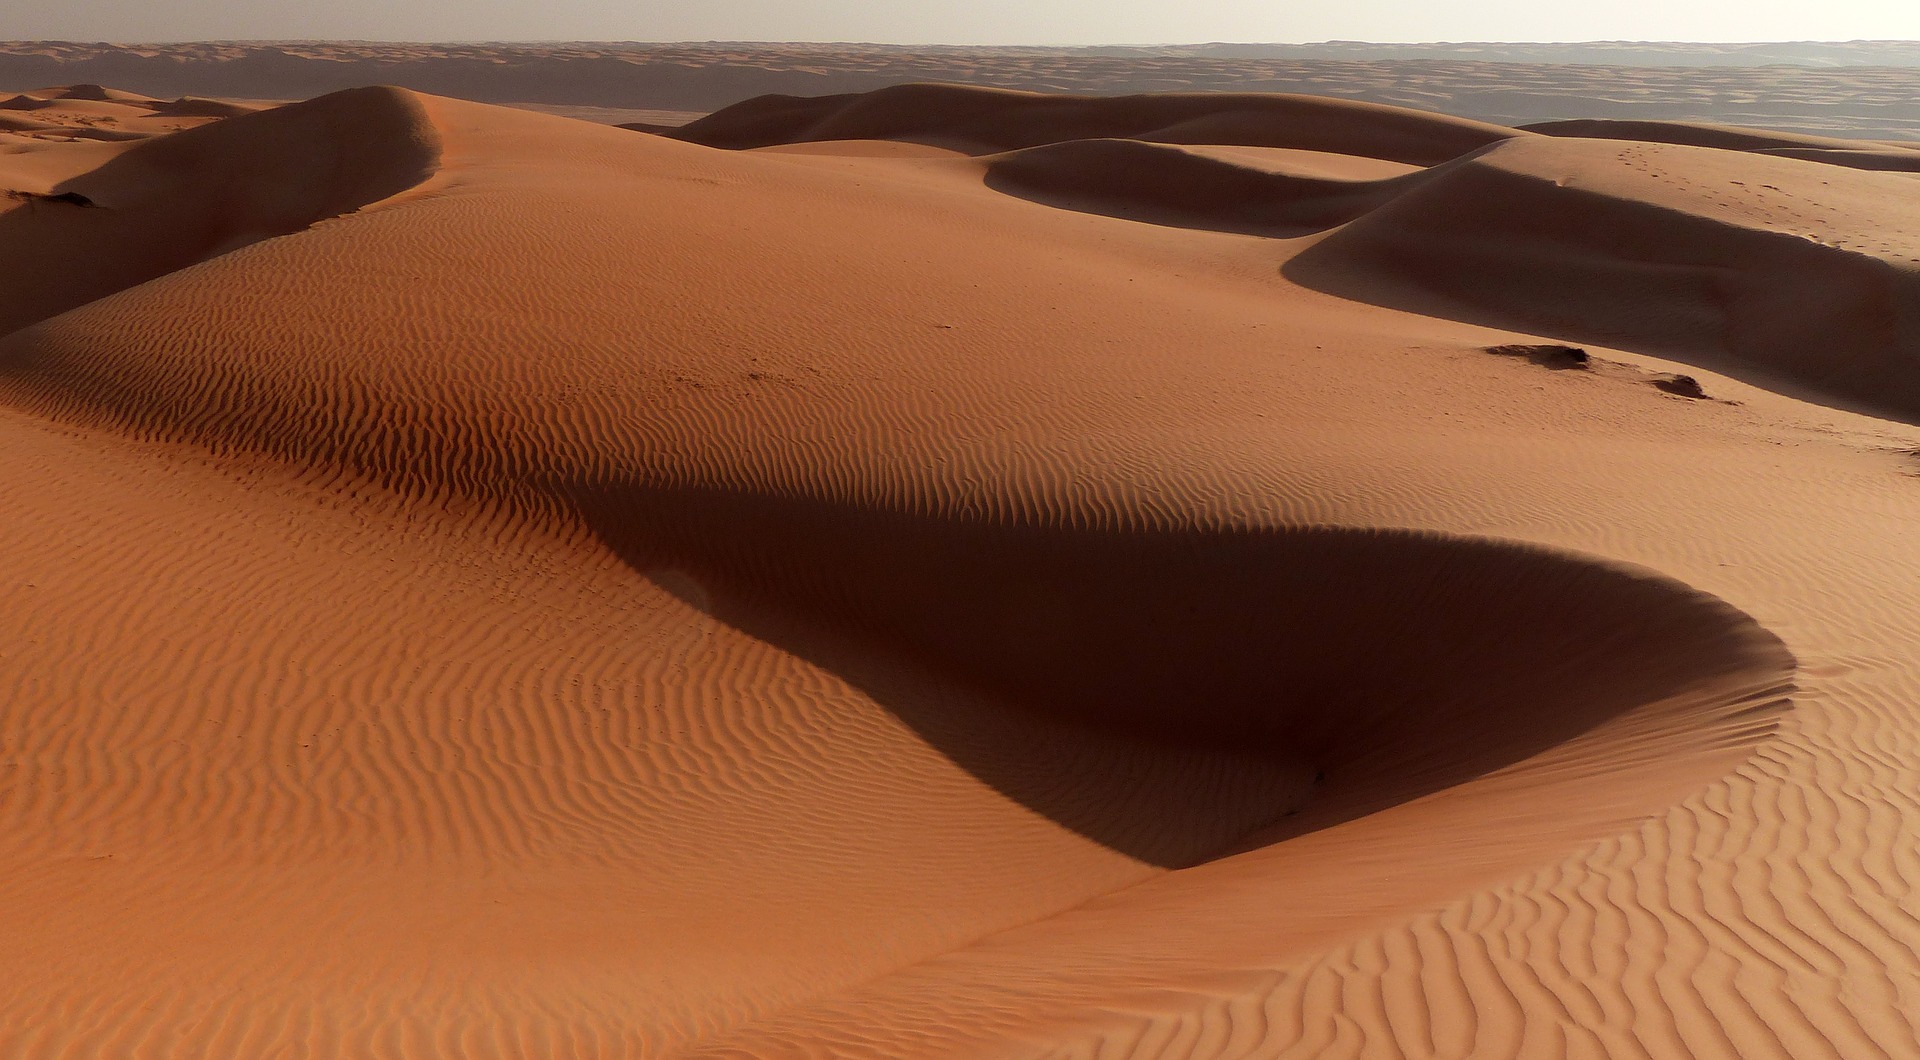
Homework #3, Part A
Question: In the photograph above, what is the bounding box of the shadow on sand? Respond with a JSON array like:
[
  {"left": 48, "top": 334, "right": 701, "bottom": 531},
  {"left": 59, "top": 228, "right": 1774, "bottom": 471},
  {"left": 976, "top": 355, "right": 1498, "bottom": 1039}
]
[{"left": 570, "top": 480, "right": 1791, "bottom": 868}]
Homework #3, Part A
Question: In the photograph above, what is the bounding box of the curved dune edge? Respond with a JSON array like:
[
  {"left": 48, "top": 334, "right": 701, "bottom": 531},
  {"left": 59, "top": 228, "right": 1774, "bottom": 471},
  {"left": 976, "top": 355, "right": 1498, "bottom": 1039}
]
[
  {"left": 969, "top": 124, "right": 1920, "bottom": 425},
  {"left": 656, "top": 85, "right": 1920, "bottom": 425},
  {"left": 981, "top": 137, "right": 1430, "bottom": 236},
  {"left": 1287, "top": 135, "right": 1920, "bottom": 423},
  {"left": 577, "top": 486, "right": 1794, "bottom": 866},
  {"left": 703, "top": 513, "right": 1785, "bottom": 1051},
  {"left": 661, "top": 527, "right": 1793, "bottom": 1057},
  {"left": 653, "top": 82, "right": 1520, "bottom": 164},
  {"left": 602, "top": 500, "right": 1794, "bottom": 1054},
  {"left": 0, "top": 84, "right": 439, "bottom": 337}
]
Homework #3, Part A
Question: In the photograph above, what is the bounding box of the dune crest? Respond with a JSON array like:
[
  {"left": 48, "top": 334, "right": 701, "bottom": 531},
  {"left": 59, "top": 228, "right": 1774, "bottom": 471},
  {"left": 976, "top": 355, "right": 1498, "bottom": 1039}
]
[
  {"left": 1289, "top": 135, "right": 1920, "bottom": 419},
  {"left": 0, "top": 85, "right": 437, "bottom": 336},
  {"left": 658, "top": 82, "right": 1518, "bottom": 163},
  {"left": 650, "top": 83, "right": 1920, "bottom": 423}
]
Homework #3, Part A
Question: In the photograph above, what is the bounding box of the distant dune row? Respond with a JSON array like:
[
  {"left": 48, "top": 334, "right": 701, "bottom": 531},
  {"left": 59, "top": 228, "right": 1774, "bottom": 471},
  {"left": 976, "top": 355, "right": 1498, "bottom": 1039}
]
[{"left": 10, "top": 41, "right": 1920, "bottom": 136}]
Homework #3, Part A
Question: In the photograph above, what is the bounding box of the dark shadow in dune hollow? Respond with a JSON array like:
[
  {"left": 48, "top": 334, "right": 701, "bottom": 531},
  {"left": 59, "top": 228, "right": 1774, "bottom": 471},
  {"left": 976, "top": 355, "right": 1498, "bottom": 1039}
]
[
  {"left": 571, "top": 482, "right": 1791, "bottom": 869},
  {"left": 1269, "top": 160, "right": 1920, "bottom": 427},
  {"left": 980, "top": 140, "right": 1418, "bottom": 239},
  {"left": 1281, "top": 233, "right": 1920, "bottom": 427},
  {"left": 959, "top": 131, "right": 1920, "bottom": 428}
]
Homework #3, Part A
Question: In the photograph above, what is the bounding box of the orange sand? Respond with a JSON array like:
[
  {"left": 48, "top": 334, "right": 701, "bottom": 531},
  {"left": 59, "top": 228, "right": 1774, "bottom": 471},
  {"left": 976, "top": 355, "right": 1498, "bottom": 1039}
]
[{"left": 2, "top": 81, "right": 1919, "bottom": 1059}]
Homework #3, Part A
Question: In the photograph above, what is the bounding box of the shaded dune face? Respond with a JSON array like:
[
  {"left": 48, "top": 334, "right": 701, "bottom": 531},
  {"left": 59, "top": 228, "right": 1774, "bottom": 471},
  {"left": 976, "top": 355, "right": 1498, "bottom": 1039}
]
[
  {"left": 1524, "top": 117, "right": 1912, "bottom": 154},
  {"left": 659, "top": 82, "right": 1516, "bottom": 164},
  {"left": 1286, "top": 137, "right": 1920, "bottom": 419},
  {"left": 580, "top": 484, "right": 1791, "bottom": 870},
  {"left": 0, "top": 85, "right": 437, "bottom": 336},
  {"left": 981, "top": 138, "right": 1425, "bottom": 236}
]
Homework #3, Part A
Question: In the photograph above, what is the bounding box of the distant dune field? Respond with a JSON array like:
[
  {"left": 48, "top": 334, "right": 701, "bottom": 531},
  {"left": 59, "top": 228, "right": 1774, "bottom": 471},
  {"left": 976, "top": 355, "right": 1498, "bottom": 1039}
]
[
  {"left": 3, "top": 65, "right": 1920, "bottom": 1059},
  {"left": 12, "top": 40, "right": 1920, "bottom": 137}
]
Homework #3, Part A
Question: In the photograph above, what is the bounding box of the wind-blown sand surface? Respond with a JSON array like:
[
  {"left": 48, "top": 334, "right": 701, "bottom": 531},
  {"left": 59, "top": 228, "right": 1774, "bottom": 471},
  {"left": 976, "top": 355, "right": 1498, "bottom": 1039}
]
[{"left": 2, "top": 79, "right": 1920, "bottom": 1058}]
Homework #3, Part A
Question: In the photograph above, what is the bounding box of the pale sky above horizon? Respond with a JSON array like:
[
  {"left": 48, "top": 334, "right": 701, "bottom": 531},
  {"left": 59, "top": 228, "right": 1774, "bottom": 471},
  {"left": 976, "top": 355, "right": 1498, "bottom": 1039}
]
[{"left": 12, "top": 0, "right": 1920, "bottom": 46}]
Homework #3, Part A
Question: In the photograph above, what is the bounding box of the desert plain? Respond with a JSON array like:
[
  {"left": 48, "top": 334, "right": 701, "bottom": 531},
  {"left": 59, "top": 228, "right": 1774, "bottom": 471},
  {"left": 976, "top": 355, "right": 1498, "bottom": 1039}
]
[{"left": 2, "top": 42, "right": 1920, "bottom": 1060}]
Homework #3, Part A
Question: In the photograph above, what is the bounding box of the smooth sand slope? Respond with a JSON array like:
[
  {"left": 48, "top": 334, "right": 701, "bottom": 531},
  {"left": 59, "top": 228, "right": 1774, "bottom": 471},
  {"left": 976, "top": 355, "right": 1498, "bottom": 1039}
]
[
  {"left": 653, "top": 84, "right": 1515, "bottom": 162},
  {"left": 682, "top": 86, "right": 1920, "bottom": 420},
  {"left": 2, "top": 83, "right": 1920, "bottom": 1058}
]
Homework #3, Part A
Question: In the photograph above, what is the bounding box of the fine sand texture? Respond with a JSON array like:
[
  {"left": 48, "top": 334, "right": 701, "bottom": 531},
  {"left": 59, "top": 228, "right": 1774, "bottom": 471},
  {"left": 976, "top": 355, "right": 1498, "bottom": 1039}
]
[{"left": 4, "top": 80, "right": 1920, "bottom": 1058}]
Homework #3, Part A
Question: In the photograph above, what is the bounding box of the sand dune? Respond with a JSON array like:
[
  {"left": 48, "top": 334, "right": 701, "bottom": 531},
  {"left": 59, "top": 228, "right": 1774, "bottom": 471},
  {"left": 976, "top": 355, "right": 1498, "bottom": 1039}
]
[
  {"left": 1526, "top": 118, "right": 1920, "bottom": 172},
  {"left": 660, "top": 83, "right": 1516, "bottom": 163},
  {"left": 0, "top": 83, "right": 256, "bottom": 139},
  {"left": 0, "top": 86, "right": 433, "bottom": 336},
  {"left": 980, "top": 138, "right": 1424, "bottom": 235},
  {"left": 7, "top": 79, "right": 1920, "bottom": 1059},
  {"left": 1290, "top": 135, "right": 1920, "bottom": 419},
  {"left": 1525, "top": 117, "right": 1919, "bottom": 154},
  {"left": 699, "top": 85, "right": 1920, "bottom": 421}
]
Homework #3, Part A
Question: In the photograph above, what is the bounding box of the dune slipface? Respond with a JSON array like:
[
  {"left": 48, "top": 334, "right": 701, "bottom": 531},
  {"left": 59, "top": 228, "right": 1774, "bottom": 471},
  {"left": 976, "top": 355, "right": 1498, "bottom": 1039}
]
[
  {"left": 980, "top": 138, "right": 1423, "bottom": 235},
  {"left": 10, "top": 82, "right": 1920, "bottom": 1060},
  {"left": 1286, "top": 135, "right": 1920, "bottom": 419},
  {"left": 700, "top": 84, "right": 1920, "bottom": 424},
  {"left": 579, "top": 487, "right": 1791, "bottom": 861},
  {"left": 0, "top": 85, "right": 435, "bottom": 335},
  {"left": 659, "top": 82, "right": 1518, "bottom": 162}
]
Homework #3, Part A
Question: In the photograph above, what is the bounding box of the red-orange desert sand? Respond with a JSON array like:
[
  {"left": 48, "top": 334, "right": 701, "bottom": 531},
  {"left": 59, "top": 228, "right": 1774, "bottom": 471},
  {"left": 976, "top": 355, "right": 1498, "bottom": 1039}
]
[{"left": 3, "top": 78, "right": 1920, "bottom": 1058}]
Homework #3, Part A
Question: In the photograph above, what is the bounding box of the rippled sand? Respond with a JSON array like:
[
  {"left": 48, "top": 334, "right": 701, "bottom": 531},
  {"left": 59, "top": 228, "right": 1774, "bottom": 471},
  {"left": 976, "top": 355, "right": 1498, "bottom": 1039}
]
[{"left": 2, "top": 79, "right": 1919, "bottom": 1058}]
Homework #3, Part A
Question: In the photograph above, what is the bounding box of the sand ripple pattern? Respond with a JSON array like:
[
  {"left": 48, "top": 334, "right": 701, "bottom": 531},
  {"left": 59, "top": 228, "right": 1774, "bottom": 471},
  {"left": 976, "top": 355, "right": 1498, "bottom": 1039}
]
[{"left": 0, "top": 89, "right": 1873, "bottom": 1058}]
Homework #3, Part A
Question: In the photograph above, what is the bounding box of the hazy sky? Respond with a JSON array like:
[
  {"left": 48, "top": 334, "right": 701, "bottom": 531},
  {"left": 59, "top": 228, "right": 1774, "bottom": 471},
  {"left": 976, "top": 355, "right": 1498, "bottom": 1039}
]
[{"left": 15, "top": 0, "right": 1920, "bottom": 45}]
